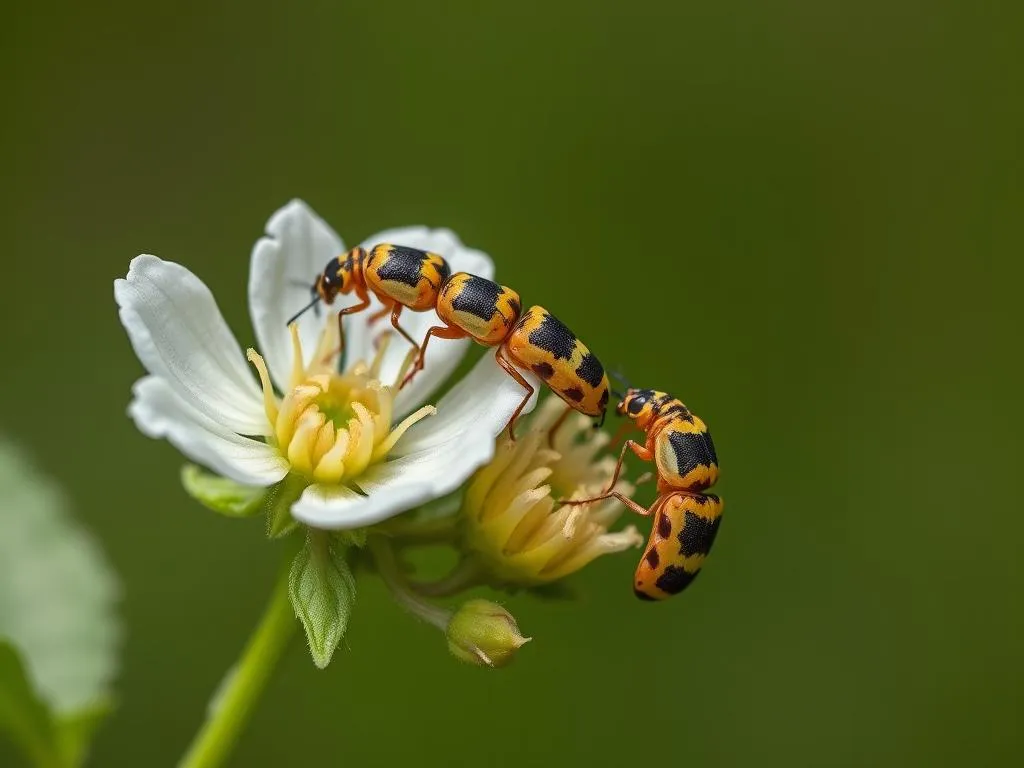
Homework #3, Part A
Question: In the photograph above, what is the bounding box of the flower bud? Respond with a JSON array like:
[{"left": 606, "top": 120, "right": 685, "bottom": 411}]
[{"left": 446, "top": 599, "right": 531, "bottom": 668}]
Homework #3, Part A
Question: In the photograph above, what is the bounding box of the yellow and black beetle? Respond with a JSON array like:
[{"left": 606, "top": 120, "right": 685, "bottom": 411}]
[
  {"left": 288, "top": 244, "right": 450, "bottom": 356},
  {"left": 401, "top": 272, "right": 611, "bottom": 439},
  {"left": 564, "top": 387, "right": 722, "bottom": 600}
]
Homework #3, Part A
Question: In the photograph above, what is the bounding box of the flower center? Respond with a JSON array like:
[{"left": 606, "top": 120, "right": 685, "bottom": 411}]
[
  {"left": 314, "top": 390, "right": 356, "bottom": 428},
  {"left": 247, "top": 323, "right": 434, "bottom": 485},
  {"left": 460, "top": 396, "right": 641, "bottom": 585}
]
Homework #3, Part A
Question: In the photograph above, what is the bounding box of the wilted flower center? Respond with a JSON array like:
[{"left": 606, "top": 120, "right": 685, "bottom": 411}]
[
  {"left": 247, "top": 323, "right": 433, "bottom": 486},
  {"left": 461, "top": 397, "right": 642, "bottom": 585}
]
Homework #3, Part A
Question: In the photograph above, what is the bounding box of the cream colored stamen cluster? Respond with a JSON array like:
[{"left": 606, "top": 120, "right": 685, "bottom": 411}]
[
  {"left": 247, "top": 323, "right": 434, "bottom": 485},
  {"left": 462, "top": 396, "right": 643, "bottom": 585}
]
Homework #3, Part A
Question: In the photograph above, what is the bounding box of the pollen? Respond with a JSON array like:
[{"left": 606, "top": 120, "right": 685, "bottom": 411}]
[{"left": 247, "top": 322, "right": 434, "bottom": 485}]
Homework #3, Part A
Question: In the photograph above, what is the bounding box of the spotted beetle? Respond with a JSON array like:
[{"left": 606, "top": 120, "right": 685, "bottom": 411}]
[
  {"left": 402, "top": 272, "right": 610, "bottom": 439},
  {"left": 564, "top": 388, "right": 722, "bottom": 600},
  {"left": 288, "top": 244, "right": 451, "bottom": 356}
]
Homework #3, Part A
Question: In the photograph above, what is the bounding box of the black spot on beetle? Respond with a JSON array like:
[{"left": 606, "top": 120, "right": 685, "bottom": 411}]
[
  {"left": 668, "top": 430, "right": 717, "bottom": 485},
  {"left": 656, "top": 511, "right": 673, "bottom": 539},
  {"left": 704, "top": 428, "right": 719, "bottom": 465},
  {"left": 598, "top": 389, "right": 609, "bottom": 409},
  {"left": 634, "top": 588, "right": 657, "bottom": 601},
  {"left": 575, "top": 352, "right": 605, "bottom": 388},
  {"left": 373, "top": 245, "right": 430, "bottom": 288},
  {"left": 528, "top": 311, "right": 577, "bottom": 360},
  {"left": 656, "top": 565, "right": 698, "bottom": 595},
  {"left": 434, "top": 258, "right": 451, "bottom": 285},
  {"left": 678, "top": 509, "right": 721, "bottom": 558},
  {"left": 653, "top": 393, "right": 673, "bottom": 410},
  {"left": 507, "top": 297, "right": 521, "bottom": 316},
  {"left": 532, "top": 362, "right": 554, "bottom": 379},
  {"left": 645, "top": 548, "right": 661, "bottom": 568},
  {"left": 564, "top": 387, "right": 584, "bottom": 402},
  {"left": 663, "top": 403, "right": 693, "bottom": 422},
  {"left": 450, "top": 275, "right": 503, "bottom": 321}
]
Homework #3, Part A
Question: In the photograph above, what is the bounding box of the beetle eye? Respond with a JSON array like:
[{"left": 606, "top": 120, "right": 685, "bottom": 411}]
[{"left": 627, "top": 397, "right": 645, "bottom": 415}]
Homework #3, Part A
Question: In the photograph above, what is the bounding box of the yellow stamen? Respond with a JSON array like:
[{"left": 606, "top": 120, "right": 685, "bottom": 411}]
[
  {"left": 246, "top": 348, "right": 279, "bottom": 427},
  {"left": 288, "top": 322, "right": 305, "bottom": 392},
  {"left": 369, "top": 334, "right": 391, "bottom": 379},
  {"left": 371, "top": 405, "right": 436, "bottom": 461},
  {"left": 460, "top": 395, "right": 641, "bottom": 586},
  {"left": 246, "top": 313, "right": 438, "bottom": 488},
  {"left": 392, "top": 345, "right": 419, "bottom": 389}
]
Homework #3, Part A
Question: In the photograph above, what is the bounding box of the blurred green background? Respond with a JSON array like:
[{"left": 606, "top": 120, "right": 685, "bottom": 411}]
[{"left": 2, "top": 0, "right": 1021, "bottom": 766}]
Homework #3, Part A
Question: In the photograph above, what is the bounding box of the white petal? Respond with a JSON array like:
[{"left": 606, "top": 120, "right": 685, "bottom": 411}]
[
  {"left": 248, "top": 200, "right": 349, "bottom": 391},
  {"left": 291, "top": 352, "right": 539, "bottom": 530},
  {"left": 291, "top": 481, "right": 434, "bottom": 529},
  {"left": 115, "top": 255, "right": 267, "bottom": 435},
  {"left": 357, "top": 226, "right": 495, "bottom": 416},
  {"left": 128, "top": 377, "right": 288, "bottom": 486},
  {"left": 395, "top": 349, "right": 538, "bottom": 454}
]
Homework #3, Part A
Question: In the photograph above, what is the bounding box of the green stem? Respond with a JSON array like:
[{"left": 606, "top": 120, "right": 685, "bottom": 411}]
[
  {"left": 178, "top": 559, "right": 296, "bottom": 768},
  {"left": 369, "top": 536, "right": 452, "bottom": 630},
  {"left": 411, "top": 557, "right": 484, "bottom": 597}
]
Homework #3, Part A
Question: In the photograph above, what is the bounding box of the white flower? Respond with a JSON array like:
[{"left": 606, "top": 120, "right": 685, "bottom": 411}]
[{"left": 115, "top": 200, "right": 539, "bottom": 529}]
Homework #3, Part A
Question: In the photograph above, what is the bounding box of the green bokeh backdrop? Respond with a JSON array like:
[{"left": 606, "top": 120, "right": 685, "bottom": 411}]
[{"left": 2, "top": 1, "right": 1021, "bottom": 766}]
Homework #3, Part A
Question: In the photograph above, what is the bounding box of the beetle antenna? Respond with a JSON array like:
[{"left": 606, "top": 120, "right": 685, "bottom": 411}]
[
  {"left": 611, "top": 387, "right": 624, "bottom": 399},
  {"left": 610, "top": 367, "right": 632, "bottom": 389},
  {"left": 286, "top": 295, "right": 321, "bottom": 326}
]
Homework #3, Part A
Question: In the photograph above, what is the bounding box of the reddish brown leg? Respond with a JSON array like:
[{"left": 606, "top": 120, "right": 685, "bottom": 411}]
[
  {"left": 561, "top": 489, "right": 652, "bottom": 517},
  {"left": 388, "top": 305, "right": 420, "bottom": 351},
  {"left": 335, "top": 295, "right": 372, "bottom": 359},
  {"left": 401, "top": 324, "right": 469, "bottom": 389},
  {"left": 546, "top": 405, "right": 573, "bottom": 448},
  {"left": 608, "top": 420, "right": 634, "bottom": 450},
  {"left": 562, "top": 439, "right": 652, "bottom": 506},
  {"left": 495, "top": 348, "right": 535, "bottom": 442},
  {"left": 367, "top": 303, "right": 391, "bottom": 323}
]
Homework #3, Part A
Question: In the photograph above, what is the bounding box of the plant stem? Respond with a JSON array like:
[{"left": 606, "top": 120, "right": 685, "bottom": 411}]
[
  {"left": 178, "top": 559, "right": 296, "bottom": 768},
  {"left": 369, "top": 536, "right": 452, "bottom": 630},
  {"left": 411, "top": 557, "right": 484, "bottom": 597}
]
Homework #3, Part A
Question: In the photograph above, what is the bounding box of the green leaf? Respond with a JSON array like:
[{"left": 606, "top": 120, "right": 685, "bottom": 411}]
[
  {"left": 288, "top": 531, "right": 356, "bottom": 669},
  {"left": 0, "top": 640, "right": 58, "bottom": 768},
  {"left": 53, "top": 698, "right": 114, "bottom": 768},
  {"left": 180, "top": 464, "right": 267, "bottom": 517},
  {"left": 0, "top": 437, "right": 121, "bottom": 766}
]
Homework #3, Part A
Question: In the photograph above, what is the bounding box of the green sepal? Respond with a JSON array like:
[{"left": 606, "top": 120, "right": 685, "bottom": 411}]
[
  {"left": 263, "top": 475, "right": 308, "bottom": 539},
  {"left": 180, "top": 464, "right": 268, "bottom": 518},
  {"left": 288, "top": 530, "right": 357, "bottom": 669},
  {"left": 333, "top": 528, "right": 367, "bottom": 549},
  {"left": 0, "top": 639, "right": 58, "bottom": 767}
]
